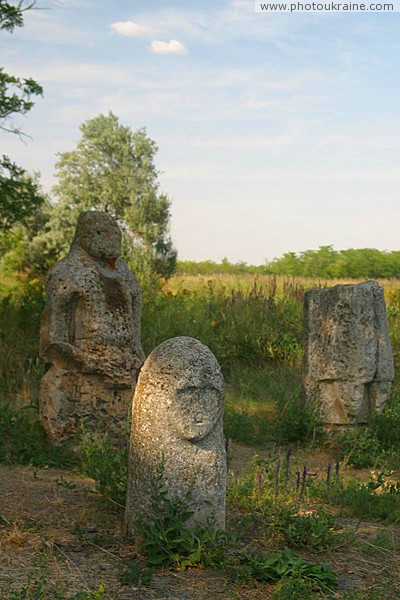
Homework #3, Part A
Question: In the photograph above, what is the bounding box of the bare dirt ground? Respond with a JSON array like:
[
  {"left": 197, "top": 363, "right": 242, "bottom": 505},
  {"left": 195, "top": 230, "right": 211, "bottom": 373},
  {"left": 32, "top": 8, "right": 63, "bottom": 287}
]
[{"left": 0, "top": 443, "right": 399, "bottom": 599}]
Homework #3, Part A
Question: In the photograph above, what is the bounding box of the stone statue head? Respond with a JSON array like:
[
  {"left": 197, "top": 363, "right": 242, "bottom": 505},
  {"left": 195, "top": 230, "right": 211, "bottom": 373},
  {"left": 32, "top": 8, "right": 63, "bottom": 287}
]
[
  {"left": 71, "top": 211, "right": 121, "bottom": 262},
  {"left": 139, "top": 337, "right": 224, "bottom": 442}
]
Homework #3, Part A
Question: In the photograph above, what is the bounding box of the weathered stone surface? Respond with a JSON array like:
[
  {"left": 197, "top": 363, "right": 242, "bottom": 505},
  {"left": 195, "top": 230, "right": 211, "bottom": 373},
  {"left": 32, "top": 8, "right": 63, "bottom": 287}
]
[
  {"left": 39, "top": 211, "right": 145, "bottom": 443},
  {"left": 303, "top": 281, "right": 394, "bottom": 425},
  {"left": 125, "top": 336, "right": 226, "bottom": 535}
]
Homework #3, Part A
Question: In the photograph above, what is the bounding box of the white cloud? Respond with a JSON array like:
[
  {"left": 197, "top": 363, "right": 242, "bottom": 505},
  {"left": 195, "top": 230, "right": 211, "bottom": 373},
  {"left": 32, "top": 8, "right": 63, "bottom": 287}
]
[
  {"left": 229, "top": 0, "right": 254, "bottom": 10},
  {"left": 110, "top": 21, "right": 150, "bottom": 37},
  {"left": 150, "top": 39, "right": 187, "bottom": 55}
]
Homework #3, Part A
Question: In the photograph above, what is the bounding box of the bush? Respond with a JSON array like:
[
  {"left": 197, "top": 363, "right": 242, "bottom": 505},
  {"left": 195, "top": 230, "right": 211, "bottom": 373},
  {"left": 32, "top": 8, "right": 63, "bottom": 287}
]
[
  {"left": 370, "top": 380, "right": 400, "bottom": 450},
  {"left": 338, "top": 428, "right": 381, "bottom": 469},
  {"left": 79, "top": 432, "right": 128, "bottom": 508}
]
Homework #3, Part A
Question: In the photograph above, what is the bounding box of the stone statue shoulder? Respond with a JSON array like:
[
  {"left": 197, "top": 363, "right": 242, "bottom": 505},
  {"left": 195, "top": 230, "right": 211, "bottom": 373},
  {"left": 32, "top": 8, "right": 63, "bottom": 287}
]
[
  {"left": 116, "top": 258, "right": 141, "bottom": 292},
  {"left": 46, "top": 251, "right": 102, "bottom": 296}
]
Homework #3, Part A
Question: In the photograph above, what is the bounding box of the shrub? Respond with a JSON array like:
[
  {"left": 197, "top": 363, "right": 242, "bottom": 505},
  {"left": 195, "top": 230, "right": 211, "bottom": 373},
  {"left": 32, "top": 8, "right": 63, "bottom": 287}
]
[
  {"left": 338, "top": 428, "right": 381, "bottom": 469},
  {"left": 370, "top": 392, "right": 400, "bottom": 451},
  {"left": 79, "top": 432, "right": 128, "bottom": 508}
]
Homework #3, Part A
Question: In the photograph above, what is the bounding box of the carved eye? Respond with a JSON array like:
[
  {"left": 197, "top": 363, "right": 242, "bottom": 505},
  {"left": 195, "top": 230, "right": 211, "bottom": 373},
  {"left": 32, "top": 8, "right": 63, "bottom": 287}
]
[{"left": 96, "top": 230, "right": 101, "bottom": 235}]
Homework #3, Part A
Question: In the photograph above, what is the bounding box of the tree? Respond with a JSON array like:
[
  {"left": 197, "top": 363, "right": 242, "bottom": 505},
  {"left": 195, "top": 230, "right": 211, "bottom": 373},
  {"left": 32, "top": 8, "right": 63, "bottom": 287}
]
[
  {"left": 0, "top": 1, "right": 44, "bottom": 233},
  {"left": 51, "top": 112, "right": 177, "bottom": 281},
  {"left": 0, "top": 156, "right": 43, "bottom": 231}
]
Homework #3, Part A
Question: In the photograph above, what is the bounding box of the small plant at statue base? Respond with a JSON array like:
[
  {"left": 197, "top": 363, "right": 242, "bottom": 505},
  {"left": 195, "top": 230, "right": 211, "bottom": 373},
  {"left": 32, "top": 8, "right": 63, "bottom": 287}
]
[{"left": 135, "top": 456, "right": 227, "bottom": 570}]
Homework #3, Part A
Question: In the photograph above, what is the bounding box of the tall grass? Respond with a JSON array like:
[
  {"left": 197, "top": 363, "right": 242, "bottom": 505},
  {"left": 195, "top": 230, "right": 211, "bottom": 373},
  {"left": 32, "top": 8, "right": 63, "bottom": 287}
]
[
  {"left": 142, "top": 279, "right": 303, "bottom": 369},
  {"left": 0, "top": 285, "right": 44, "bottom": 405},
  {"left": 1, "top": 274, "right": 400, "bottom": 450}
]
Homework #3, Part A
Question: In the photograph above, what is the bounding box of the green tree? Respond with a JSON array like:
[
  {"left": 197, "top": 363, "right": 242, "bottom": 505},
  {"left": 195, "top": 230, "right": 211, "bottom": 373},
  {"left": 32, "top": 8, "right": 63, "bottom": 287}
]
[
  {"left": 50, "top": 112, "right": 177, "bottom": 281},
  {"left": 0, "top": 1, "right": 44, "bottom": 234},
  {"left": 0, "top": 156, "right": 43, "bottom": 231}
]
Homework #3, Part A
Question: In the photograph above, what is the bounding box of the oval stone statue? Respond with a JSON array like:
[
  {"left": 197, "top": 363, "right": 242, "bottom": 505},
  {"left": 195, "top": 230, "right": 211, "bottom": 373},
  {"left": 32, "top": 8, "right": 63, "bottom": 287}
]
[
  {"left": 125, "top": 336, "right": 226, "bottom": 535},
  {"left": 39, "top": 211, "right": 145, "bottom": 443}
]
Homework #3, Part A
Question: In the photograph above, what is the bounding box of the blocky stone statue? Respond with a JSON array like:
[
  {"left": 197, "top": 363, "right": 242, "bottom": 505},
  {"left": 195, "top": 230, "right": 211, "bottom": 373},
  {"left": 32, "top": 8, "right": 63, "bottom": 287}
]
[
  {"left": 39, "top": 211, "right": 145, "bottom": 443},
  {"left": 125, "top": 336, "right": 226, "bottom": 535},
  {"left": 303, "top": 281, "right": 394, "bottom": 426}
]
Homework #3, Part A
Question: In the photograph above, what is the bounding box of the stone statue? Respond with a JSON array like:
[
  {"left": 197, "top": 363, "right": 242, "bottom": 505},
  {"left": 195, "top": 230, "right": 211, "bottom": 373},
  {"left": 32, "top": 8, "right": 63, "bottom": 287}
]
[
  {"left": 125, "top": 336, "right": 226, "bottom": 535},
  {"left": 39, "top": 211, "right": 145, "bottom": 443},
  {"left": 303, "top": 281, "right": 394, "bottom": 426}
]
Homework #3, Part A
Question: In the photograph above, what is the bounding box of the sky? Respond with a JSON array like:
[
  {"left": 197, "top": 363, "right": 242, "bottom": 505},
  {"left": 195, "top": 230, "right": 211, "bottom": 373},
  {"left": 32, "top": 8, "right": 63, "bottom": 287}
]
[{"left": 1, "top": 0, "right": 400, "bottom": 264}]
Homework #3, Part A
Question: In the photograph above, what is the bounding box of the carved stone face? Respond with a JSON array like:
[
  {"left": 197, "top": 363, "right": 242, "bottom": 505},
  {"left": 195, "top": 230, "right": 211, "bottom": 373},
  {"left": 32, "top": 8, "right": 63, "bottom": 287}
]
[
  {"left": 168, "top": 372, "right": 224, "bottom": 442},
  {"left": 73, "top": 211, "right": 121, "bottom": 262}
]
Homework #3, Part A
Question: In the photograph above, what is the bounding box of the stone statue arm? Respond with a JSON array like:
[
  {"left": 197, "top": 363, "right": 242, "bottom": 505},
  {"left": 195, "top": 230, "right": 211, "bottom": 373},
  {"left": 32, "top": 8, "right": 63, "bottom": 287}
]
[{"left": 39, "top": 267, "right": 90, "bottom": 371}]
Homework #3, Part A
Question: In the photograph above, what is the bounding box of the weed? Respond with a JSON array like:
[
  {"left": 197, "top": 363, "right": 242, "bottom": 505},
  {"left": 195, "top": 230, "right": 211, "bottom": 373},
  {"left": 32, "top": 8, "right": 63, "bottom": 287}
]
[
  {"left": 272, "top": 576, "right": 316, "bottom": 599},
  {"left": 119, "top": 561, "right": 153, "bottom": 587},
  {"left": 275, "top": 395, "right": 322, "bottom": 445},
  {"left": 136, "top": 457, "right": 227, "bottom": 570},
  {"left": 308, "top": 470, "right": 400, "bottom": 524},
  {"left": 370, "top": 384, "right": 400, "bottom": 450},
  {"left": 79, "top": 432, "right": 128, "bottom": 508},
  {"left": 339, "top": 428, "right": 381, "bottom": 469},
  {"left": 235, "top": 546, "right": 338, "bottom": 593},
  {"left": 228, "top": 456, "right": 298, "bottom": 535},
  {"left": 286, "top": 508, "right": 338, "bottom": 551},
  {"left": 7, "top": 571, "right": 106, "bottom": 599}
]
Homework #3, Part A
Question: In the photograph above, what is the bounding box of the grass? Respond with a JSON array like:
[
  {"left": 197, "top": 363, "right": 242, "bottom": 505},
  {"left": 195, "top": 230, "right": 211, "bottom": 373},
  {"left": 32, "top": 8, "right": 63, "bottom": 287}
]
[{"left": 0, "top": 272, "right": 400, "bottom": 597}]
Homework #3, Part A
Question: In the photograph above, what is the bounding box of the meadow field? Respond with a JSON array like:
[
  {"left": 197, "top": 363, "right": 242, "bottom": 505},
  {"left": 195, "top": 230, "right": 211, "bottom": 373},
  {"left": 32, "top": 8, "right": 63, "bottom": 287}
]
[{"left": 1, "top": 273, "right": 400, "bottom": 599}]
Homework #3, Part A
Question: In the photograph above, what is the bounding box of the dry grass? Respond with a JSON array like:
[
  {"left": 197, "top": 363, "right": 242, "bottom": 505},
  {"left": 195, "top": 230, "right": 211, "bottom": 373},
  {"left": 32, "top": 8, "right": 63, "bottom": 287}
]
[
  {"left": 0, "top": 444, "right": 399, "bottom": 599},
  {"left": 165, "top": 273, "right": 400, "bottom": 300}
]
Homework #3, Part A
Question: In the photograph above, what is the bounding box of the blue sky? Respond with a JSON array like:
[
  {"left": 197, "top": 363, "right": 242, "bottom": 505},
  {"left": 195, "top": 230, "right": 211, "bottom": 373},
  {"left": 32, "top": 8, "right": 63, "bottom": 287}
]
[{"left": 2, "top": 0, "right": 400, "bottom": 263}]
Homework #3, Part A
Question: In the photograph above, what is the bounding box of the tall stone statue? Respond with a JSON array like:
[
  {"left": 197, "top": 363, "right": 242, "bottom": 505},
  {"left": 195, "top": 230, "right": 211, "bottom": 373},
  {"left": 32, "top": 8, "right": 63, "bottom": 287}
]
[
  {"left": 39, "top": 211, "right": 145, "bottom": 443},
  {"left": 125, "top": 337, "right": 226, "bottom": 535},
  {"left": 303, "top": 281, "right": 394, "bottom": 426}
]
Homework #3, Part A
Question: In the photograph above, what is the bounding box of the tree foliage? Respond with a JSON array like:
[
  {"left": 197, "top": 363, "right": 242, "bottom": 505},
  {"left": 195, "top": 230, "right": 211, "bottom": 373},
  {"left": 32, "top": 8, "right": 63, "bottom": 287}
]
[
  {"left": 0, "top": 0, "right": 44, "bottom": 237},
  {"left": 267, "top": 245, "right": 400, "bottom": 279},
  {"left": 0, "top": 156, "right": 43, "bottom": 231},
  {"left": 50, "top": 111, "right": 177, "bottom": 281},
  {"left": 0, "top": 1, "right": 43, "bottom": 136},
  {"left": 176, "top": 246, "right": 400, "bottom": 280}
]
